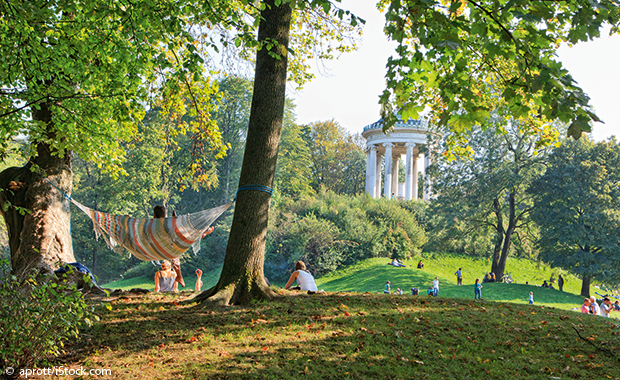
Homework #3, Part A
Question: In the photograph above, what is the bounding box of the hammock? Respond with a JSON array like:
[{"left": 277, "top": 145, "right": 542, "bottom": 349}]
[{"left": 72, "top": 200, "right": 233, "bottom": 261}]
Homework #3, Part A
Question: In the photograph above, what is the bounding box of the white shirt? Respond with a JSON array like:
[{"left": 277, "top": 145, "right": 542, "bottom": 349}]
[
  {"left": 433, "top": 279, "right": 439, "bottom": 289},
  {"left": 601, "top": 303, "right": 612, "bottom": 317},
  {"left": 591, "top": 301, "right": 601, "bottom": 316},
  {"left": 296, "top": 270, "right": 318, "bottom": 292}
]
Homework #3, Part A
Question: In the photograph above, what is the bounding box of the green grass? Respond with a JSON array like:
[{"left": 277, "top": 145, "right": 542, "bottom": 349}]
[
  {"left": 316, "top": 257, "right": 594, "bottom": 310},
  {"left": 55, "top": 291, "right": 620, "bottom": 380}
]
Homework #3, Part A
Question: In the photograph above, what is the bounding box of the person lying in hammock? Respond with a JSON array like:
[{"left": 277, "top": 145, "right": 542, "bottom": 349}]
[
  {"left": 154, "top": 260, "right": 180, "bottom": 292},
  {"left": 153, "top": 205, "right": 215, "bottom": 290}
]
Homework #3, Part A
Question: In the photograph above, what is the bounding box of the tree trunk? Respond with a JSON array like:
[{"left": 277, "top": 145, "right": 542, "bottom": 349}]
[
  {"left": 195, "top": 0, "right": 291, "bottom": 306},
  {"left": 495, "top": 191, "right": 517, "bottom": 280},
  {"left": 0, "top": 103, "right": 75, "bottom": 277},
  {"left": 580, "top": 275, "right": 591, "bottom": 298},
  {"left": 490, "top": 197, "right": 504, "bottom": 277}
]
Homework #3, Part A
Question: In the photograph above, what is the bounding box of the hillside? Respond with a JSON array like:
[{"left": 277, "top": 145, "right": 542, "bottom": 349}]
[
  {"left": 49, "top": 290, "right": 620, "bottom": 380},
  {"left": 316, "top": 257, "right": 592, "bottom": 311},
  {"left": 102, "top": 256, "right": 602, "bottom": 311}
]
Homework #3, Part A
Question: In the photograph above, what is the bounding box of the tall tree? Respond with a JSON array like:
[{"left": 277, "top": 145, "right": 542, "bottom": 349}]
[
  {"left": 308, "top": 119, "right": 366, "bottom": 195},
  {"left": 195, "top": 0, "right": 293, "bottom": 305},
  {"left": 0, "top": 0, "right": 226, "bottom": 274},
  {"left": 428, "top": 122, "right": 552, "bottom": 279},
  {"left": 274, "top": 99, "right": 314, "bottom": 198},
  {"left": 530, "top": 138, "right": 620, "bottom": 297}
]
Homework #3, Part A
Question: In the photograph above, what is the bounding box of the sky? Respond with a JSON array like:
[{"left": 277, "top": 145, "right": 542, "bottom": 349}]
[{"left": 292, "top": 1, "right": 620, "bottom": 141}]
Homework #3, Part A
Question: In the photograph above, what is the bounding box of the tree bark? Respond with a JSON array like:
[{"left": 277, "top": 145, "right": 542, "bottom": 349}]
[
  {"left": 580, "top": 275, "right": 591, "bottom": 298},
  {"left": 490, "top": 197, "right": 504, "bottom": 277},
  {"left": 195, "top": 0, "right": 291, "bottom": 305},
  {"left": 495, "top": 191, "right": 517, "bottom": 280},
  {"left": 0, "top": 102, "right": 75, "bottom": 277}
]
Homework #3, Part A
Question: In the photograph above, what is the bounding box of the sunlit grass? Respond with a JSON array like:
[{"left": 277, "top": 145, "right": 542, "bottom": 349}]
[{"left": 57, "top": 291, "right": 620, "bottom": 380}]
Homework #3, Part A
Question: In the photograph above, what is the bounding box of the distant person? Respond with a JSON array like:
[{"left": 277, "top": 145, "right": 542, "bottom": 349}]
[
  {"left": 284, "top": 261, "right": 318, "bottom": 293},
  {"left": 589, "top": 296, "right": 601, "bottom": 315},
  {"left": 529, "top": 291, "right": 534, "bottom": 305},
  {"left": 417, "top": 260, "right": 424, "bottom": 269},
  {"left": 580, "top": 298, "right": 591, "bottom": 314},
  {"left": 557, "top": 275, "right": 565, "bottom": 292},
  {"left": 411, "top": 287, "right": 419, "bottom": 296},
  {"left": 390, "top": 258, "right": 406, "bottom": 267},
  {"left": 195, "top": 269, "right": 203, "bottom": 291},
  {"left": 396, "top": 288, "right": 403, "bottom": 295},
  {"left": 432, "top": 277, "right": 439, "bottom": 297},
  {"left": 474, "top": 278, "right": 482, "bottom": 300},
  {"left": 541, "top": 280, "right": 548, "bottom": 288},
  {"left": 154, "top": 260, "right": 179, "bottom": 292},
  {"left": 549, "top": 274, "right": 556, "bottom": 284},
  {"left": 600, "top": 297, "right": 614, "bottom": 318},
  {"left": 455, "top": 268, "right": 463, "bottom": 286},
  {"left": 615, "top": 300, "right": 620, "bottom": 311},
  {"left": 384, "top": 281, "right": 391, "bottom": 294}
]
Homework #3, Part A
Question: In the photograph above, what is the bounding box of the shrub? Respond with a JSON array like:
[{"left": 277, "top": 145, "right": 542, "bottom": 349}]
[{"left": 0, "top": 261, "right": 96, "bottom": 376}]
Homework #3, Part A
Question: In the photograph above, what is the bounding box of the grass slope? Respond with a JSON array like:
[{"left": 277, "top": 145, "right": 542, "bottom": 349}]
[
  {"left": 317, "top": 257, "right": 593, "bottom": 310},
  {"left": 52, "top": 291, "right": 620, "bottom": 380}
]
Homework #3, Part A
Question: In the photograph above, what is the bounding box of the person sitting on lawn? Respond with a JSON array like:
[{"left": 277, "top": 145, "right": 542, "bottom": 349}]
[
  {"left": 384, "top": 281, "right": 391, "bottom": 294},
  {"left": 541, "top": 280, "right": 549, "bottom": 288},
  {"left": 284, "top": 261, "right": 318, "bottom": 293},
  {"left": 417, "top": 260, "right": 424, "bottom": 269},
  {"left": 580, "top": 298, "right": 591, "bottom": 313},
  {"left": 154, "top": 260, "right": 179, "bottom": 292}
]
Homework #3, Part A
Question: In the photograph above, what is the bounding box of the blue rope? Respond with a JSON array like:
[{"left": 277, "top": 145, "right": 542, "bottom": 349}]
[{"left": 234, "top": 185, "right": 273, "bottom": 201}]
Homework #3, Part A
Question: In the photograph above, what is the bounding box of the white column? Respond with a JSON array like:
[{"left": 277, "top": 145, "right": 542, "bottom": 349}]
[
  {"left": 391, "top": 155, "right": 399, "bottom": 198},
  {"left": 383, "top": 143, "right": 394, "bottom": 198},
  {"left": 423, "top": 151, "right": 431, "bottom": 200},
  {"left": 405, "top": 143, "right": 415, "bottom": 200},
  {"left": 418, "top": 152, "right": 425, "bottom": 200},
  {"left": 367, "top": 146, "right": 378, "bottom": 198},
  {"left": 412, "top": 153, "right": 419, "bottom": 200},
  {"left": 375, "top": 152, "right": 382, "bottom": 198}
]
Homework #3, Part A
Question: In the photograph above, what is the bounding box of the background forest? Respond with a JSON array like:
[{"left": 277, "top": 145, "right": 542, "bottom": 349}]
[{"left": 1, "top": 75, "right": 620, "bottom": 293}]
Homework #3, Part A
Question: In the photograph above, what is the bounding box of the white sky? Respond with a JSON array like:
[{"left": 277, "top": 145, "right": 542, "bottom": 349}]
[{"left": 292, "top": 1, "right": 620, "bottom": 141}]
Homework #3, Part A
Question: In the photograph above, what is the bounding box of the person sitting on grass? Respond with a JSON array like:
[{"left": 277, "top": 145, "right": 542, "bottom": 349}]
[
  {"left": 417, "top": 260, "right": 424, "bottom": 269},
  {"left": 284, "top": 261, "right": 318, "bottom": 294},
  {"left": 154, "top": 260, "right": 179, "bottom": 292},
  {"left": 153, "top": 205, "right": 215, "bottom": 290},
  {"left": 384, "top": 281, "right": 391, "bottom": 294},
  {"left": 580, "top": 298, "right": 591, "bottom": 313}
]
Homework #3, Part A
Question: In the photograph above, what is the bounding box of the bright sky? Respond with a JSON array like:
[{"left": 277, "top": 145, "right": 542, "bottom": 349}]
[{"left": 292, "top": 1, "right": 620, "bottom": 141}]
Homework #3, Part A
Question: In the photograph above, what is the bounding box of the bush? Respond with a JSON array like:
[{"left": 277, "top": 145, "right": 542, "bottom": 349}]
[
  {"left": 0, "top": 261, "right": 96, "bottom": 376},
  {"left": 265, "top": 191, "right": 427, "bottom": 282}
]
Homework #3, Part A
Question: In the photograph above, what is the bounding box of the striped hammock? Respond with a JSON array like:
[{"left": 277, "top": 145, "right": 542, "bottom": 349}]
[{"left": 72, "top": 200, "right": 233, "bottom": 261}]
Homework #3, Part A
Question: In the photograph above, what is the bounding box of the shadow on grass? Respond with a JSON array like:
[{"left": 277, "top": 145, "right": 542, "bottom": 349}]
[{"left": 56, "top": 292, "right": 620, "bottom": 380}]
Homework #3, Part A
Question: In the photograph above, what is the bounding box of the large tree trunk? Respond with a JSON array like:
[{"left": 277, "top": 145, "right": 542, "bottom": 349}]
[
  {"left": 195, "top": 0, "right": 291, "bottom": 306},
  {"left": 0, "top": 103, "right": 75, "bottom": 277},
  {"left": 580, "top": 275, "right": 591, "bottom": 298}
]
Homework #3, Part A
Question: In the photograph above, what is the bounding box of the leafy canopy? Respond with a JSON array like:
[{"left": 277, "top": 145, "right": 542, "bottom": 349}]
[{"left": 379, "top": 0, "right": 619, "bottom": 146}]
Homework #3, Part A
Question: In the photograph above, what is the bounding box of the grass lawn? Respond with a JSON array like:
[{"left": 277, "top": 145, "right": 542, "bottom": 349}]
[
  {"left": 316, "top": 257, "right": 595, "bottom": 311},
  {"left": 47, "top": 291, "right": 620, "bottom": 380}
]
